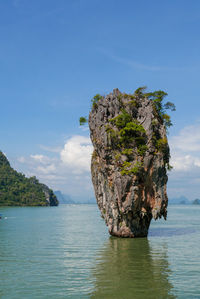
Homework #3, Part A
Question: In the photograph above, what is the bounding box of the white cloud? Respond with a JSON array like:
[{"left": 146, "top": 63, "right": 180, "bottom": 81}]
[
  {"left": 37, "top": 164, "right": 56, "bottom": 174},
  {"left": 30, "top": 154, "right": 51, "bottom": 164},
  {"left": 169, "top": 124, "right": 200, "bottom": 172},
  {"left": 170, "top": 124, "right": 200, "bottom": 152},
  {"left": 13, "top": 135, "right": 94, "bottom": 198},
  {"left": 13, "top": 125, "right": 200, "bottom": 201},
  {"left": 170, "top": 153, "right": 200, "bottom": 171},
  {"left": 60, "top": 135, "right": 93, "bottom": 173},
  {"left": 168, "top": 123, "right": 200, "bottom": 200}
]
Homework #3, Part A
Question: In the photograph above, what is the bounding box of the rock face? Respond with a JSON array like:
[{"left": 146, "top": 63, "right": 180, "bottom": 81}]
[{"left": 89, "top": 89, "right": 170, "bottom": 237}]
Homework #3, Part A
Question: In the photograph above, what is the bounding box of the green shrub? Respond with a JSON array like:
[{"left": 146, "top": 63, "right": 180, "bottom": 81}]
[
  {"left": 124, "top": 93, "right": 136, "bottom": 100},
  {"left": 164, "top": 101, "right": 176, "bottom": 111},
  {"left": 106, "top": 126, "right": 119, "bottom": 145},
  {"left": 109, "top": 109, "right": 147, "bottom": 151},
  {"left": 120, "top": 161, "right": 143, "bottom": 176},
  {"left": 156, "top": 138, "right": 169, "bottom": 162},
  {"left": 166, "top": 163, "right": 173, "bottom": 171},
  {"left": 122, "top": 148, "right": 133, "bottom": 156},
  {"left": 151, "top": 119, "right": 158, "bottom": 127},
  {"left": 91, "top": 94, "right": 103, "bottom": 109},
  {"left": 156, "top": 138, "right": 168, "bottom": 152},
  {"left": 114, "top": 152, "right": 121, "bottom": 161},
  {"left": 109, "top": 109, "right": 132, "bottom": 129},
  {"left": 134, "top": 86, "right": 147, "bottom": 97},
  {"left": 137, "top": 144, "right": 148, "bottom": 156},
  {"left": 162, "top": 113, "right": 172, "bottom": 128},
  {"left": 132, "top": 87, "right": 176, "bottom": 130},
  {"left": 127, "top": 100, "right": 137, "bottom": 108},
  {"left": 119, "top": 121, "right": 146, "bottom": 144},
  {"left": 122, "top": 148, "right": 133, "bottom": 161},
  {"left": 117, "top": 94, "right": 123, "bottom": 101},
  {"left": 145, "top": 90, "right": 175, "bottom": 129},
  {"left": 79, "top": 117, "right": 88, "bottom": 126}
]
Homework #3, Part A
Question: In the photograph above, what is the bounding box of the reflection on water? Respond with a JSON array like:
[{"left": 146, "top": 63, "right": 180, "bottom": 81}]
[
  {"left": 90, "top": 237, "right": 176, "bottom": 299},
  {"left": 1, "top": 205, "right": 200, "bottom": 298}
]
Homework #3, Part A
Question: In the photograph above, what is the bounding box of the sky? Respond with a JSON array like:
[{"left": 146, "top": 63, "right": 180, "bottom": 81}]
[{"left": 1, "top": 0, "right": 200, "bottom": 201}]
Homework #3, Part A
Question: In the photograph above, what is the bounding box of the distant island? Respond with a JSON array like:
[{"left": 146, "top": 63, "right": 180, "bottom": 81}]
[
  {"left": 54, "top": 190, "right": 96, "bottom": 204},
  {"left": 192, "top": 199, "right": 200, "bottom": 205},
  {"left": 0, "top": 151, "right": 58, "bottom": 206},
  {"left": 54, "top": 191, "right": 75, "bottom": 204},
  {"left": 169, "top": 196, "right": 200, "bottom": 205},
  {"left": 169, "top": 196, "right": 190, "bottom": 205}
]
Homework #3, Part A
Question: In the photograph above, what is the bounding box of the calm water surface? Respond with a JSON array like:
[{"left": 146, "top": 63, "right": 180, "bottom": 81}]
[{"left": 0, "top": 204, "right": 200, "bottom": 298}]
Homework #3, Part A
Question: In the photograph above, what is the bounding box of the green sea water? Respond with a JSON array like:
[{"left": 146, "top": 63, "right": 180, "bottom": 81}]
[{"left": 0, "top": 204, "right": 200, "bottom": 298}]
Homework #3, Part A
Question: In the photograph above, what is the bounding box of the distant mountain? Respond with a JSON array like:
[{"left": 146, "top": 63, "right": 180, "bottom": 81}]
[
  {"left": 192, "top": 198, "right": 200, "bottom": 205},
  {"left": 0, "top": 151, "right": 58, "bottom": 206},
  {"left": 72, "top": 196, "right": 96, "bottom": 204},
  {"left": 54, "top": 191, "right": 96, "bottom": 204},
  {"left": 169, "top": 196, "right": 190, "bottom": 205},
  {"left": 54, "top": 191, "right": 75, "bottom": 204}
]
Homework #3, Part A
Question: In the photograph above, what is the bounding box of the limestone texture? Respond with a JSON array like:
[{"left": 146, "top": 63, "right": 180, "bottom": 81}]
[{"left": 89, "top": 89, "right": 170, "bottom": 237}]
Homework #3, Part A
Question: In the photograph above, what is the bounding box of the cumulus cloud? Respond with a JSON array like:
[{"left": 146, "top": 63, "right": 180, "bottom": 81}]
[
  {"left": 170, "top": 153, "right": 200, "bottom": 171},
  {"left": 30, "top": 154, "right": 52, "bottom": 164},
  {"left": 36, "top": 164, "right": 56, "bottom": 174},
  {"left": 168, "top": 123, "right": 200, "bottom": 200},
  {"left": 169, "top": 124, "right": 200, "bottom": 172},
  {"left": 60, "top": 135, "right": 93, "bottom": 173},
  {"left": 14, "top": 135, "right": 94, "bottom": 198},
  {"left": 16, "top": 123, "right": 200, "bottom": 201},
  {"left": 170, "top": 124, "right": 200, "bottom": 152}
]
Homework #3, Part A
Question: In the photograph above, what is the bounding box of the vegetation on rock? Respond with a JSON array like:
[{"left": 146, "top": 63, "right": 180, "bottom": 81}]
[
  {"left": 80, "top": 86, "right": 175, "bottom": 174},
  {"left": 120, "top": 161, "right": 143, "bottom": 176},
  {"left": 0, "top": 151, "right": 58, "bottom": 206},
  {"left": 91, "top": 94, "right": 103, "bottom": 109},
  {"left": 87, "top": 87, "right": 175, "bottom": 237},
  {"left": 79, "top": 116, "right": 88, "bottom": 126}
]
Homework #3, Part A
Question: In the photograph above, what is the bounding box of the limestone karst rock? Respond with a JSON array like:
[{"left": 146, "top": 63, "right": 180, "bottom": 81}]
[{"left": 89, "top": 88, "right": 172, "bottom": 237}]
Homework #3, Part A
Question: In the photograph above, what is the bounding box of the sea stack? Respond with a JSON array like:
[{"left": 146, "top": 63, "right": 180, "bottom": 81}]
[{"left": 89, "top": 88, "right": 172, "bottom": 237}]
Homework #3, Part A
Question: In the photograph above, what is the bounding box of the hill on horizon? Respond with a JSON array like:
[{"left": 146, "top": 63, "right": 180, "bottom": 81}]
[
  {"left": 169, "top": 196, "right": 191, "bottom": 204},
  {"left": 0, "top": 151, "right": 58, "bottom": 206},
  {"left": 54, "top": 190, "right": 96, "bottom": 204}
]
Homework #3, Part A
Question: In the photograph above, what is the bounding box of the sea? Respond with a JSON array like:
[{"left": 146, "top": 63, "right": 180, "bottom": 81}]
[{"left": 0, "top": 204, "right": 200, "bottom": 299}]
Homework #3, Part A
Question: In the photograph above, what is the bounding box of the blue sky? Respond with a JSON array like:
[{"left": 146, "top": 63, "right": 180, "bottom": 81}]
[{"left": 1, "top": 0, "right": 200, "bottom": 200}]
